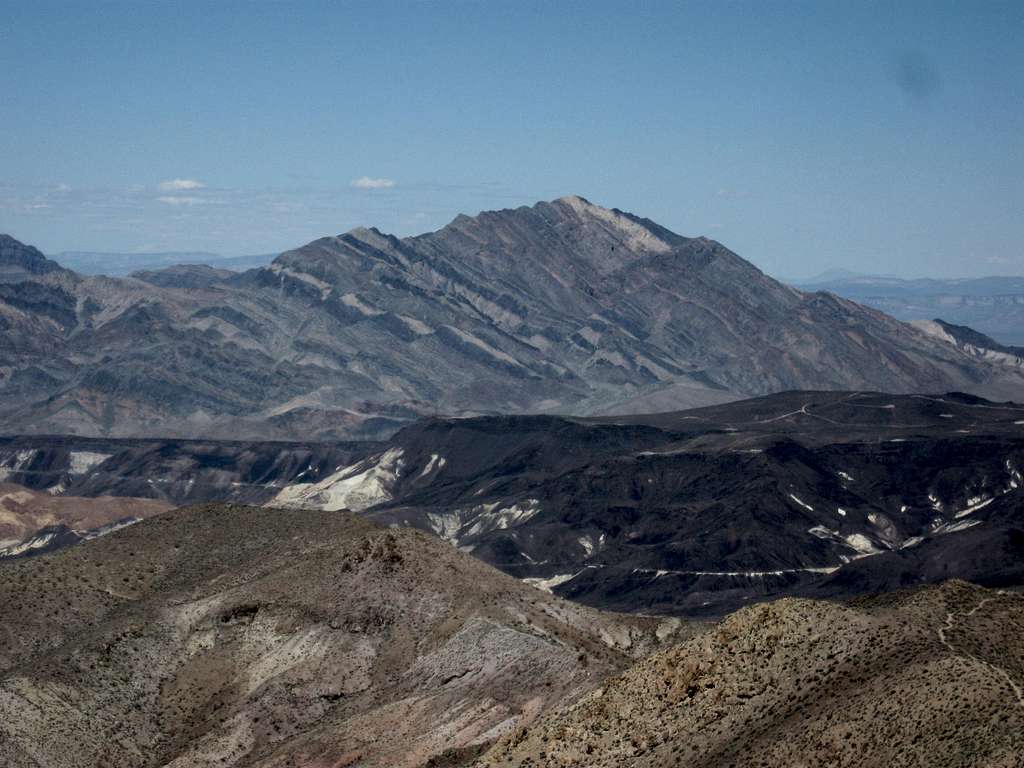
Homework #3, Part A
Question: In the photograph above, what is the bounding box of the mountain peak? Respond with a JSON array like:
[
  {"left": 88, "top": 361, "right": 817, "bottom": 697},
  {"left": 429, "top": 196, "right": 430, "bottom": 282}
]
[
  {"left": 2, "top": 198, "right": 1020, "bottom": 441},
  {"left": 343, "top": 225, "right": 398, "bottom": 251},
  {"left": 553, "top": 193, "right": 595, "bottom": 208},
  {"left": 549, "top": 195, "right": 674, "bottom": 255},
  {"left": 0, "top": 234, "right": 66, "bottom": 279}
]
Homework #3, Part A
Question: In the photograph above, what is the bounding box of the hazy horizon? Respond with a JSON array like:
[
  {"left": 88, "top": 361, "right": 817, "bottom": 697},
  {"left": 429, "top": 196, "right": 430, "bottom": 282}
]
[{"left": 2, "top": 0, "right": 1022, "bottom": 278}]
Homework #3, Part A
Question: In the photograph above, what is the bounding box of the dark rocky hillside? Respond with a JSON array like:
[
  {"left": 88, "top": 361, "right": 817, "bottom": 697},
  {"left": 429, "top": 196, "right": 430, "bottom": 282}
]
[
  {"left": 2, "top": 197, "right": 1022, "bottom": 439},
  {"left": 0, "top": 234, "right": 66, "bottom": 280},
  {"left": 4, "top": 391, "right": 1024, "bottom": 614},
  {"left": 272, "top": 391, "right": 1024, "bottom": 615},
  {"left": 0, "top": 434, "right": 375, "bottom": 505}
]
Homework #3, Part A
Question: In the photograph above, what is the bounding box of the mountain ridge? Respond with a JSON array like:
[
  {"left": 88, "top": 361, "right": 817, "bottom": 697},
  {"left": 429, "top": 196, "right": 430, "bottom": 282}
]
[
  {"left": 795, "top": 272, "right": 1024, "bottom": 347},
  {"left": 1, "top": 196, "right": 1022, "bottom": 439},
  {"left": 477, "top": 580, "right": 1024, "bottom": 767}
]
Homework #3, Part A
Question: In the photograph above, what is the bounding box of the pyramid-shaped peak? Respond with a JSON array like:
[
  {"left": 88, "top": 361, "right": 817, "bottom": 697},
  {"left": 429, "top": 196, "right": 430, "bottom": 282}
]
[
  {"left": 342, "top": 225, "right": 398, "bottom": 251},
  {"left": 553, "top": 194, "right": 597, "bottom": 208},
  {"left": 550, "top": 196, "right": 673, "bottom": 254}
]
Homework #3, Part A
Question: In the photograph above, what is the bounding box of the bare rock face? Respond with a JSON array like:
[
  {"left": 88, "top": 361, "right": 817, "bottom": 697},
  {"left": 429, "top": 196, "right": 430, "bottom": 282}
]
[
  {"left": 1, "top": 197, "right": 1022, "bottom": 439},
  {"left": 477, "top": 580, "right": 1024, "bottom": 768},
  {"left": 0, "top": 504, "right": 687, "bottom": 768}
]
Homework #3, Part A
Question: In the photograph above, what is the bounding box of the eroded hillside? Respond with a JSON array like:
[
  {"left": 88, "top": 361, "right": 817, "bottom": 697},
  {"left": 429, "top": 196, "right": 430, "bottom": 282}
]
[
  {"left": 478, "top": 581, "right": 1024, "bottom": 768},
  {"left": 0, "top": 504, "right": 688, "bottom": 768}
]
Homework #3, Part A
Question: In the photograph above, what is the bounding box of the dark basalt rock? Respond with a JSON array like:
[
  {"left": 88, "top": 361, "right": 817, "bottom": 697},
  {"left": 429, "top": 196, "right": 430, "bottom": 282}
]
[
  {"left": 359, "top": 390, "right": 1024, "bottom": 616},
  {"left": 3, "top": 390, "right": 1023, "bottom": 613}
]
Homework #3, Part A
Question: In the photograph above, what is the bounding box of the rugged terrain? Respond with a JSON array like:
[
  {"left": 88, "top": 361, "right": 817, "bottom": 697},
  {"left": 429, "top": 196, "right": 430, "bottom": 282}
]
[
  {"left": 913, "top": 319, "right": 1024, "bottom": 368},
  {"left": 0, "top": 481, "right": 170, "bottom": 558},
  {"left": 272, "top": 391, "right": 1024, "bottom": 615},
  {"left": 3, "top": 392, "right": 1024, "bottom": 614},
  {"left": 0, "top": 434, "right": 373, "bottom": 505},
  {"left": 3, "top": 196, "right": 1023, "bottom": 439},
  {"left": 797, "top": 272, "right": 1024, "bottom": 347},
  {"left": 0, "top": 504, "right": 686, "bottom": 768},
  {"left": 477, "top": 580, "right": 1024, "bottom": 768}
]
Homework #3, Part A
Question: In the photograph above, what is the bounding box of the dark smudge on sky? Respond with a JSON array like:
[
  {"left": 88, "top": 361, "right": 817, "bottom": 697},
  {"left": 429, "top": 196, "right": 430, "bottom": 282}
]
[{"left": 891, "top": 50, "right": 941, "bottom": 100}]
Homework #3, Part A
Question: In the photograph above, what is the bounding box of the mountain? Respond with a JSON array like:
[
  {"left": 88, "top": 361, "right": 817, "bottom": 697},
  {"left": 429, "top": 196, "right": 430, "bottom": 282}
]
[
  {"left": 0, "top": 234, "right": 67, "bottom": 281},
  {"left": 2, "top": 502, "right": 1018, "bottom": 767},
  {"left": 54, "top": 250, "right": 275, "bottom": 276},
  {"left": 477, "top": 580, "right": 1024, "bottom": 767},
  {"left": 0, "top": 503, "right": 687, "bottom": 768},
  {"left": 8, "top": 391, "right": 1022, "bottom": 616},
  {"left": 269, "top": 390, "right": 1024, "bottom": 616},
  {"left": 2, "top": 196, "right": 1023, "bottom": 439},
  {"left": 795, "top": 273, "right": 1024, "bottom": 347},
  {"left": 912, "top": 318, "right": 1024, "bottom": 362}
]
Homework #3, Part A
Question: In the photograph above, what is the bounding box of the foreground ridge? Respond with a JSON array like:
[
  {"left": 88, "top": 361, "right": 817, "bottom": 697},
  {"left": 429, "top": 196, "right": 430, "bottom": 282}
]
[
  {"left": 0, "top": 503, "right": 685, "bottom": 768},
  {"left": 477, "top": 580, "right": 1024, "bottom": 768}
]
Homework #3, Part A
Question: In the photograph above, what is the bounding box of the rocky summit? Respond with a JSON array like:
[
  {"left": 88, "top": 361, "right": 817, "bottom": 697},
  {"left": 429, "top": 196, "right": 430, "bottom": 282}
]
[{"left": 2, "top": 197, "right": 1023, "bottom": 440}]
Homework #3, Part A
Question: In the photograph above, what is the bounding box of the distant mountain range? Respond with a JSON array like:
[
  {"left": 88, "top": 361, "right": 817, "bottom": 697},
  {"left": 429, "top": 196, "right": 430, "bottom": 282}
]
[
  {"left": 2, "top": 196, "right": 1023, "bottom": 440},
  {"left": 795, "top": 272, "right": 1024, "bottom": 346},
  {"left": 53, "top": 249, "right": 275, "bottom": 276}
]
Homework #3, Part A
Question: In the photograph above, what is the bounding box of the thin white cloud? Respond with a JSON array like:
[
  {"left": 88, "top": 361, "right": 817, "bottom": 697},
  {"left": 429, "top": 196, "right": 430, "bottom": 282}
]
[
  {"left": 157, "top": 195, "right": 206, "bottom": 206},
  {"left": 351, "top": 176, "right": 396, "bottom": 190},
  {"left": 158, "top": 178, "right": 206, "bottom": 191}
]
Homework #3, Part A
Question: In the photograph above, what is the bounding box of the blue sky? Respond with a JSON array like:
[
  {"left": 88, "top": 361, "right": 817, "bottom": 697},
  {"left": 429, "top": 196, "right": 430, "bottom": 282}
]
[{"left": 1, "top": 1, "right": 1021, "bottom": 278}]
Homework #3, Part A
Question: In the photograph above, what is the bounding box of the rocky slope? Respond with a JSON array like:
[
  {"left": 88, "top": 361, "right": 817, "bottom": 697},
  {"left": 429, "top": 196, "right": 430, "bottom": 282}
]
[
  {"left": 796, "top": 273, "right": 1024, "bottom": 347},
  {"left": 0, "top": 504, "right": 687, "bottom": 768},
  {"left": 3, "top": 197, "right": 1022, "bottom": 439},
  {"left": 272, "top": 391, "right": 1024, "bottom": 615},
  {"left": 477, "top": 580, "right": 1024, "bottom": 768},
  {"left": 913, "top": 319, "right": 1024, "bottom": 368},
  {"left": 0, "top": 234, "right": 66, "bottom": 280},
  {"left": 0, "top": 434, "right": 374, "bottom": 504},
  {"left": 4, "top": 391, "right": 1023, "bottom": 614},
  {"left": 0, "top": 481, "right": 170, "bottom": 558}
]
